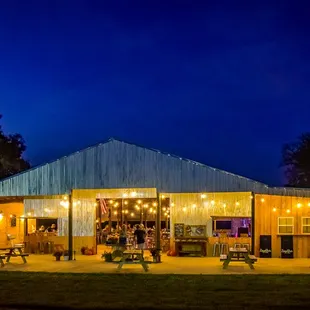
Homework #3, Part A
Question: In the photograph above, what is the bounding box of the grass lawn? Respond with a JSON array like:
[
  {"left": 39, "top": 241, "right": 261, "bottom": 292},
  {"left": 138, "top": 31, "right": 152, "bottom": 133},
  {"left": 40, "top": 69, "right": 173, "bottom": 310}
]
[{"left": 0, "top": 272, "right": 310, "bottom": 309}]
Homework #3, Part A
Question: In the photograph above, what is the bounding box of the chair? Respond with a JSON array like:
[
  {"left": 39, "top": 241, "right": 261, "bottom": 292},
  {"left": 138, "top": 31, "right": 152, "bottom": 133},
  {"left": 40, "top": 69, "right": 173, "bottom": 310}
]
[
  {"left": 242, "top": 243, "right": 251, "bottom": 252},
  {"left": 212, "top": 242, "right": 221, "bottom": 256},
  {"left": 6, "top": 234, "right": 16, "bottom": 247},
  {"left": 234, "top": 243, "right": 242, "bottom": 249}
]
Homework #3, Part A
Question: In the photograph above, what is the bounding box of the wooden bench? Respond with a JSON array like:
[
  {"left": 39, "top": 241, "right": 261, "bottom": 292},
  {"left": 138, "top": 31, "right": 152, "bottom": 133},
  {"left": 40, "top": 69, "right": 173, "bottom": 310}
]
[
  {"left": 248, "top": 255, "right": 257, "bottom": 262},
  {"left": 0, "top": 255, "right": 6, "bottom": 267},
  {"left": 112, "top": 257, "right": 122, "bottom": 263}
]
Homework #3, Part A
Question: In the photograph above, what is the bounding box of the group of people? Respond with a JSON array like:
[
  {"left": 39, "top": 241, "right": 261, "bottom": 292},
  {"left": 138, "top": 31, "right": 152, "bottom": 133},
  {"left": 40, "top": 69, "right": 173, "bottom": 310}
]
[
  {"left": 37, "top": 223, "right": 57, "bottom": 233},
  {"left": 99, "top": 223, "right": 149, "bottom": 249}
]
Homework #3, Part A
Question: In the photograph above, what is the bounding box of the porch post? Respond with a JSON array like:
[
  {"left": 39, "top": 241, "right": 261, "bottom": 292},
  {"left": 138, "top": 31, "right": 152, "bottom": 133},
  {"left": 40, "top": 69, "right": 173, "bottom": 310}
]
[
  {"left": 68, "top": 191, "right": 73, "bottom": 260},
  {"left": 155, "top": 192, "right": 161, "bottom": 259},
  {"left": 251, "top": 192, "right": 255, "bottom": 255}
]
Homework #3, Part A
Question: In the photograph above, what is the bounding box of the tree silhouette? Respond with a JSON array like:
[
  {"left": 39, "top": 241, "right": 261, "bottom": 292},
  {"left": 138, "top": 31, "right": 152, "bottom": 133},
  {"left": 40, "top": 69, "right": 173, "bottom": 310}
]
[
  {"left": 281, "top": 133, "right": 310, "bottom": 187},
  {"left": 0, "top": 115, "right": 30, "bottom": 179}
]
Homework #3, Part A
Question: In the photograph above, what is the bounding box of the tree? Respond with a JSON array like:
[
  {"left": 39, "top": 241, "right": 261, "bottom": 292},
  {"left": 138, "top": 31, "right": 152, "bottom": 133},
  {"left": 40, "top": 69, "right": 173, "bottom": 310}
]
[
  {"left": 281, "top": 133, "right": 310, "bottom": 188},
  {"left": 0, "top": 115, "right": 30, "bottom": 179}
]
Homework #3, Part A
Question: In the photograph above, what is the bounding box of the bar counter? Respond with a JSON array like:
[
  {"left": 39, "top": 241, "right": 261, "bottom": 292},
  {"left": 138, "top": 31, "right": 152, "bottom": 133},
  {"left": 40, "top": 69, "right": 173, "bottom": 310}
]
[{"left": 207, "top": 237, "right": 251, "bottom": 256}]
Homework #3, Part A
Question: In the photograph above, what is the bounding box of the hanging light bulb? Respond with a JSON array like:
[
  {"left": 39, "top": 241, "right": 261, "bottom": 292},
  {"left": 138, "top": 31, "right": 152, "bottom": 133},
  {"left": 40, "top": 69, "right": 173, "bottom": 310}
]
[
  {"left": 236, "top": 202, "right": 240, "bottom": 206},
  {"left": 130, "top": 213, "right": 134, "bottom": 217},
  {"left": 286, "top": 209, "right": 291, "bottom": 214},
  {"left": 161, "top": 195, "right": 165, "bottom": 199},
  {"left": 109, "top": 200, "right": 113, "bottom": 204},
  {"left": 201, "top": 194, "right": 207, "bottom": 199},
  {"left": 93, "top": 203, "right": 97, "bottom": 207},
  {"left": 114, "top": 211, "right": 117, "bottom": 215},
  {"left": 162, "top": 207, "right": 166, "bottom": 211},
  {"left": 223, "top": 203, "right": 226, "bottom": 208},
  {"left": 63, "top": 196, "right": 68, "bottom": 200},
  {"left": 272, "top": 208, "right": 277, "bottom": 212},
  {"left": 152, "top": 202, "right": 157, "bottom": 207},
  {"left": 308, "top": 202, "right": 310, "bottom": 207},
  {"left": 27, "top": 212, "right": 31, "bottom": 216},
  {"left": 137, "top": 200, "right": 142, "bottom": 204},
  {"left": 124, "top": 201, "right": 128, "bottom": 205},
  {"left": 125, "top": 210, "right": 128, "bottom": 214},
  {"left": 192, "top": 204, "right": 196, "bottom": 208},
  {"left": 77, "top": 200, "right": 81, "bottom": 205},
  {"left": 261, "top": 198, "right": 265, "bottom": 203},
  {"left": 122, "top": 193, "right": 128, "bottom": 198},
  {"left": 297, "top": 203, "right": 302, "bottom": 208},
  {"left": 211, "top": 200, "right": 215, "bottom": 205},
  {"left": 182, "top": 207, "right": 187, "bottom": 212},
  {"left": 130, "top": 192, "right": 137, "bottom": 197}
]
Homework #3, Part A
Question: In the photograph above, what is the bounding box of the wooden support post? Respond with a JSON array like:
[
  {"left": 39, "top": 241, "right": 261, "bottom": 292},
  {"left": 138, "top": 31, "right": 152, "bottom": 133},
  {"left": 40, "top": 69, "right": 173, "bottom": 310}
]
[
  {"left": 68, "top": 192, "right": 73, "bottom": 260},
  {"left": 155, "top": 193, "right": 161, "bottom": 260},
  {"left": 251, "top": 192, "right": 255, "bottom": 255}
]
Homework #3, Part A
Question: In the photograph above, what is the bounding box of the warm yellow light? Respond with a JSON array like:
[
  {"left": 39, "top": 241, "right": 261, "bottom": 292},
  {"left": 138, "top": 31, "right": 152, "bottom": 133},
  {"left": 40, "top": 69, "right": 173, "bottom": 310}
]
[
  {"left": 122, "top": 193, "right": 128, "bottom": 198},
  {"left": 164, "top": 212, "right": 168, "bottom": 216},
  {"left": 109, "top": 200, "right": 113, "bottom": 204},
  {"left": 286, "top": 209, "right": 291, "bottom": 214},
  {"left": 9, "top": 214, "right": 13, "bottom": 218},
  {"left": 114, "top": 211, "right": 117, "bottom": 215},
  {"left": 125, "top": 210, "right": 128, "bottom": 214},
  {"left": 182, "top": 207, "right": 187, "bottom": 212},
  {"left": 170, "top": 202, "right": 175, "bottom": 207},
  {"left": 250, "top": 195, "right": 253, "bottom": 199},
  {"left": 114, "top": 202, "right": 119, "bottom": 207},
  {"left": 192, "top": 204, "right": 196, "bottom": 208},
  {"left": 0, "top": 214, "right": 3, "bottom": 221},
  {"left": 77, "top": 200, "right": 81, "bottom": 205},
  {"left": 63, "top": 196, "right": 68, "bottom": 200},
  {"left": 130, "top": 191, "right": 137, "bottom": 197},
  {"left": 73, "top": 202, "right": 77, "bottom": 207},
  {"left": 150, "top": 208, "right": 153, "bottom": 212},
  {"left": 130, "top": 213, "right": 134, "bottom": 217},
  {"left": 122, "top": 210, "right": 125, "bottom": 213},
  {"left": 161, "top": 195, "right": 165, "bottom": 199},
  {"left": 137, "top": 200, "right": 142, "bottom": 204},
  {"left": 124, "top": 201, "right": 128, "bottom": 205},
  {"left": 211, "top": 200, "right": 215, "bottom": 205},
  {"left": 135, "top": 205, "right": 140, "bottom": 210},
  {"left": 96, "top": 219, "right": 99, "bottom": 223},
  {"left": 167, "top": 215, "right": 170, "bottom": 218},
  {"left": 261, "top": 198, "right": 265, "bottom": 203},
  {"left": 236, "top": 202, "right": 240, "bottom": 206},
  {"left": 223, "top": 204, "right": 226, "bottom": 208},
  {"left": 27, "top": 212, "right": 31, "bottom": 216},
  {"left": 44, "top": 208, "right": 49, "bottom": 212},
  {"left": 163, "top": 207, "right": 166, "bottom": 211},
  {"left": 143, "top": 204, "right": 148, "bottom": 208},
  {"left": 153, "top": 210, "right": 156, "bottom": 214},
  {"left": 272, "top": 208, "right": 277, "bottom": 212},
  {"left": 308, "top": 203, "right": 310, "bottom": 207},
  {"left": 93, "top": 203, "right": 97, "bottom": 207},
  {"left": 297, "top": 203, "right": 302, "bottom": 208},
  {"left": 153, "top": 202, "right": 157, "bottom": 207},
  {"left": 201, "top": 194, "right": 207, "bottom": 199}
]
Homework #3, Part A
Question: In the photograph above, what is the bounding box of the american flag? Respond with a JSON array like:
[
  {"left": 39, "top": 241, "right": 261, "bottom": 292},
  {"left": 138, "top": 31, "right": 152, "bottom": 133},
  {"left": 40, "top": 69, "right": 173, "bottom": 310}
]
[{"left": 99, "top": 199, "right": 108, "bottom": 214}]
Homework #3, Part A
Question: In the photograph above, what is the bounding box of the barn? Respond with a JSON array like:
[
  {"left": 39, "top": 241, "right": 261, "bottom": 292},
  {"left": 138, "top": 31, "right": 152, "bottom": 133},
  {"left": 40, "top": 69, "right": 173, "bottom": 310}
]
[{"left": 0, "top": 138, "right": 310, "bottom": 259}]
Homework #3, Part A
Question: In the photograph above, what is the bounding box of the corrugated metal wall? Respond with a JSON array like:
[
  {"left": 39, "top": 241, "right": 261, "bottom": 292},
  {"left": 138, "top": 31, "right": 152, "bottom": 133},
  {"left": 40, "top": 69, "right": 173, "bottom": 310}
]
[{"left": 0, "top": 139, "right": 309, "bottom": 197}]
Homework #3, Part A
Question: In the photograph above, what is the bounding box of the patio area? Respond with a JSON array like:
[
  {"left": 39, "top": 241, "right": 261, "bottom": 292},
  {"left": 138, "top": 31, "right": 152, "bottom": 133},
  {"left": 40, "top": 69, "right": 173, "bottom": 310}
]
[{"left": 1, "top": 251, "right": 310, "bottom": 274}]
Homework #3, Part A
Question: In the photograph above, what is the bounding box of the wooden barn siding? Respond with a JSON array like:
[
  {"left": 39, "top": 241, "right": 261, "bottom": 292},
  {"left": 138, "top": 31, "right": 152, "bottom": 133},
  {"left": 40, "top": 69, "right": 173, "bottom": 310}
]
[{"left": 0, "top": 139, "right": 309, "bottom": 197}]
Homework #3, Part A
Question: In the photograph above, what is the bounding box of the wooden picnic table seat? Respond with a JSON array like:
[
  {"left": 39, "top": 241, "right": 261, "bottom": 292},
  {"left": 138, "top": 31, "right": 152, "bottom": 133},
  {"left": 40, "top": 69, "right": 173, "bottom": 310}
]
[
  {"left": 248, "top": 255, "right": 257, "bottom": 262},
  {"left": 220, "top": 254, "right": 227, "bottom": 261},
  {"left": 113, "top": 257, "right": 122, "bottom": 262}
]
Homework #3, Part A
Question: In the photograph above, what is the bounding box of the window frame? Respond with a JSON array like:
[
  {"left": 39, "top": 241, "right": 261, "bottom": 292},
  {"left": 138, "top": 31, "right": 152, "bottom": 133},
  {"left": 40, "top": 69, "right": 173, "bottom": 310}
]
[
  {"left": 301, "top": 217, "right": 310, "bottom": 235},
  {"left": 278, "top": 217, "right": 294, "bottom": 235}
]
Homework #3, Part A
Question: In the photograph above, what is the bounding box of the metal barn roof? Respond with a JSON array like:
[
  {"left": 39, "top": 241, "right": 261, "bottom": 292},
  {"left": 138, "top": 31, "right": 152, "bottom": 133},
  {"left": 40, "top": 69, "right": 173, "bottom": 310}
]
[{"left": 0, "top": 138, "right": 309, "bottom": 197}]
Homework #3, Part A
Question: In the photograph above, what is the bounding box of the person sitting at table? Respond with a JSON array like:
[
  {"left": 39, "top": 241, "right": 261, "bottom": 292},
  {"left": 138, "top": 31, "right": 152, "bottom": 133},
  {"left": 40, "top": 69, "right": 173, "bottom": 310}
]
[
  {"left": 46, "top": 223, "right": 57, "bottom": 233},
  {"left": 39, "top": 225, "right": 45, "bottom": 232}
]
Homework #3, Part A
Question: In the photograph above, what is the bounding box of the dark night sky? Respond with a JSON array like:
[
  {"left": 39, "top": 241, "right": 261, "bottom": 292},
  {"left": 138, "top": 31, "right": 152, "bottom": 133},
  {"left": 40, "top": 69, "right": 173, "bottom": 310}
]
[{"left": 1, "top": 1, "right": 310, "bottom": 186}]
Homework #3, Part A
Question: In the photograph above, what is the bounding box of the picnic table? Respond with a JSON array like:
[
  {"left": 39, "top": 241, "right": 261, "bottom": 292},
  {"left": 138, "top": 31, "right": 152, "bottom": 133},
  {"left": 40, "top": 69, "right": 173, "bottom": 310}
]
[
  {"left": 0, "top": 245, "right": 29, "bottom": 267},
  {"left": 113, "top": 250, "right": 149, "bottom": 272},
  {"left": 220, "top": 247, "right": 257, "bottom": 270}
]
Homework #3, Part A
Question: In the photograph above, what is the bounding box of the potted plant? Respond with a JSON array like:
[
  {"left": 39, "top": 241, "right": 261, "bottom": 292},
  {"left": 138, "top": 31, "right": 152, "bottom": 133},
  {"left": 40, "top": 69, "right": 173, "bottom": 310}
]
[
  {"left": 63, "top": 250, "right": 69, "bottom": 261},
  {"left": 53, "top": 250, "right": 63, "bottom": 261}
]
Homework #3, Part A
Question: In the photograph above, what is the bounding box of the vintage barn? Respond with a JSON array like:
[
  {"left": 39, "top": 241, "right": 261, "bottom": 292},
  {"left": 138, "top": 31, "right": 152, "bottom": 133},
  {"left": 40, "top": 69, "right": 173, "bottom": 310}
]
[{"left": 0, "top": 138, "right": 310, "bottom": 259}]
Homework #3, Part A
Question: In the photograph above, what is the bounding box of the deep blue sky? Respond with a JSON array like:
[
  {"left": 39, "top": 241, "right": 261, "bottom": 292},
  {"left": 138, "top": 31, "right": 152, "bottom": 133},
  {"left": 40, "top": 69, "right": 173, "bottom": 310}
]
[{"left": 1, "top": 1, "right": 310, "bottom": 186}]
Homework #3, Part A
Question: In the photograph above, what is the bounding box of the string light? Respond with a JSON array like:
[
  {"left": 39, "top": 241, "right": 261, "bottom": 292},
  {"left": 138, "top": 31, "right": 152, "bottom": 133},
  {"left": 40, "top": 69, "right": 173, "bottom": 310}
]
[
  {"left": 272, "top": 208, "right": 277, "bottom": 212},
  {"left": 250, "top": 195, "right": 253, "bottom": 199},
  {"left": 109, "top": 200, "right": 113, "bottom": 204},
  {"left": 211, "top": 200, "right": 215, "bottom": 206},
  {"left": 137, "top": 200, "right": 142, "bottom": 204},
  {"left": 114, "top": 211, "right": 117, "bottom": 215},
  {"left": 130, "top": 213, "right": 134, "bottom": 217},
  {"left": 162, "top": 207, "right": 166, "bottom": 211},
  {"left": 261, "top": 198, "right": 265, "bottom": 203},
  {"left": 201, "top": 194, "right": 207, "bottom": 199},
  {"left": 192, "top": 204, "right": 197, "bottom": 208},
  {"left": 308, "top": 203, "right": 310, "bottom": 207},
  {"left": 182, "top": 207, "right": 187, "bottom": 212},
  {"left": 223, "top": 204, "right": 226, "bottom": 208},
  {"left": 27, "top": 212, "right": 31, "bottom": 216},
  {"left": 9, "top": 214, "right": 13, "bottom": 218},
  {"left": 143, "top": 204, "right": 148, "bottom": 208},
  {"left": 130, "top": 192, "right": 137, "bottom": 197},
  {"left": 114, "top": 202, "right": 119, "bottom": 207},
  {"left": 77, "top": 201, "right": 81, "bottom": 205},
  {"left": 63, "top": 196, "right": 68, "bottom": 200},
  {"left": 153, "top": 202, "right": 157, "bottom": 207},
  {"left": 125, "top": 210, "right": 128, "bottom": 214},
  {"left": 122, "top": 193, "right": 128, "bottom": 198},
  {"left": 236, "top": 202, "right": 240, "bottom": 206},
  {"left": 297, "top": 203, "right": 302, "bottom": 208},
  {"left": 161, "top": 195, "right": 165, "bottom": 199},
  {"left": 93, "top": 203, "right": 97, "bottom": 207},
  {"left": 286, "top": 209, "right": 291, "bottom": 214},
  {"left": 124, "top": 201, "right": 128, "bottom": 205},
  {"left": 170, "top": 202, "right": 175, "bottom": 207}
]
